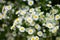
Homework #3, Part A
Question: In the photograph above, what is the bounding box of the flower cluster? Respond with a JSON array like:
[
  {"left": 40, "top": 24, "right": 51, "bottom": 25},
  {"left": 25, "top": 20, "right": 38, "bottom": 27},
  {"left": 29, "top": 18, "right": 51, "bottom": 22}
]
[
  {"left": 10, "top": 5, "right": 60, "bottom": 40},
  {"left": 0, "top": 0, "right": 60, "bottom": 40}
]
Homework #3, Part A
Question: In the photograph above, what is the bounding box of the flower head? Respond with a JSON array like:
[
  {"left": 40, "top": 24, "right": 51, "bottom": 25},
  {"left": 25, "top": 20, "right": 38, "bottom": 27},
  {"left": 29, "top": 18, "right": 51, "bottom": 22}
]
[
  {"left": 28, "top": 0, "right": 34, "bottom": 6},
  {"left": 19, "top": 27, "right": 25, "bottom": 32}
]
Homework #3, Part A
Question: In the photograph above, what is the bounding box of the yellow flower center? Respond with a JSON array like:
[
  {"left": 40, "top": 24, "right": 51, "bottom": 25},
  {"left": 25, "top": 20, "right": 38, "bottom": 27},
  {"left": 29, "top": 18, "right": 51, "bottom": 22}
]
[
  {"left": 30, "top": 1, "right": 33, "bottom": 5},
  {"left": 31, "top": 37, "right": 35, "bottom": 40}
]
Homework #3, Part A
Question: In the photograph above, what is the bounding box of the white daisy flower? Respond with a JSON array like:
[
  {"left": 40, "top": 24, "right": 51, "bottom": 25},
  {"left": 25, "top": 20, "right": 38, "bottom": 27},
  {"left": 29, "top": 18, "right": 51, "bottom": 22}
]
[
  {"left": 46, "top": 23, "right": 54, "bottom": 28},
  {"left": 31, "top": 12, "right": 36, "bottom": 16},
  {"left": 2, "top": 9, "right": 7, "bottom": 14},
  {"left": 20, "top": 10, "right": 26, "bottom": 15},
  {"left": 37, "top": 31, "right": 43, "bottom": 36},
  {"left": 35, "top": 24, "right": 41, "bottom": 30},
  {"left": 30, "top": 21, "right": 35, "bottom": 26},
  {"left": 35, "top": 36, "right": 39, "bottom": 40},
  {"left": 51, "top": 28, "right": 58, "bottom": 33},
  {"left": 46, "top": 4, "right": 52, "bottom": 7},
  {"left": 26, "top": 17, "right": 33, "bottom": 23},
  {"left": 28, "top": 0, "right": 34, "bottom": 6},
  {"left": 48, "top": 1, "right": 52, "bottom": 4},
  {"left": 33, "top": 15, "right": 39, "bottom": 20},
  {"left": 28, "top": 29, "right": 34, "bottom": 34},
  {"left": 50, "top": 8, "right": 58, "bottom": 14},
  {"left": 31, "top": 36, "right": 35, "bottom": 40},
  {"left": 13, "top": 18, "right": 23, "bottom": 26},
  {"left": 29, "top": 8, "right": 35, "bottom": 12},
  {"left": 55, "top": 15, "right": 60, "bottom": 20},
  {"left": 39, "top": 12, "right": 44, "bottom": 15},
  {"left": 19, "top": 27, "right": 25, "bottom": 32},
  {"left": 30, "top": 36, "right": 39, "bottom": 40},
  {"left": 35, "top": 7, "right": 41, "bottom": 11},
  {"left": 42, "top": 23, "right": 46, "bottom": 26},
  {"left": 55, "top": 26, "right": 59, "bottom": 29},
  {"left": 43, "top": 29, "right": 46, "bottom": 32},
  {"left": 3, "top": 5, "right": 12, "bottom": 11}
]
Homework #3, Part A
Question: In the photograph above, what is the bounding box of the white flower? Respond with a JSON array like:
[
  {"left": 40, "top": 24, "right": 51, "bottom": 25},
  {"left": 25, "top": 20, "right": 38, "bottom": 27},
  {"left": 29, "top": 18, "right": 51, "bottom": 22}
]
[
  {"left": 37, "top": 31, "right": 43, "bottom": 36},
  {"left": 28, "top": 29, "right": 34, "bottom": 34},
  {"left": 31, "top": 12, "right": 36, "bottom": 16},
  {"left": 12, "top": 18, "right": 22, "bottom": 27},
  {"left": 19, "top": 27, "right": 25, "bottom": 32},
  {"left": 4, "top": 5, "right": 12, "bottom": 11},
  {"left": 29, "top": 8, "right": 35, "bottom": 12},
  {"left": 31, "top": 36, "right": 35, "bottom": 40},
  {"left": 42, "top": 23, "right": 46, "bottom": 26},
  {"left": 48, "top": 1, "right": 52, "bottom": 4},
  {"left": 50, "top": 8, "right": 58, "bottom": 14},
  {"left": 46, "top": 4, "right": 52, "bottom": 7},
  {"left": 28, "top": 0, "right": 34, "bottom": 6},
  {"left": 30, "top": 21, "right": 35, "bottom": 26},
  {"left": 35, "top": 36, "right": 39, "bottom": 40},
  {"left": 30, "top": 36, "right": 39, "bottom": 40},
  {"left": 55, "top": 15, "right": 60, "bottom": 20},
  {"left": 51, "top": 28, "right": 58, "bottom": 33},
  {"left": 46, "top": 23, "right": 54, "bottom": 28},
  {"left": 2, "top": 9, "right": 7, "bottom": 14},
  {"left": 26, "top": 17, "right": 33, "bottom": 23},
  {"left": 35, "top": 7, "right": 41, "bottom": 11},
  {"left": 55, "top": 26, "right": 59, "bottom": 29},
  {"left": 43, "top": 29, "right": 46, "bottom": 32},
  {"left": 33, "top": 15, "right": 39, "bottom": 20},
  {"left": 39, "top": 12, "right": 44, "bottom": 15},
  {"left": 35, "top": 24, "right": 41, "bottom": 30},
  {"left": 20, "top": 10, "right": 26, "bottom": 15}
]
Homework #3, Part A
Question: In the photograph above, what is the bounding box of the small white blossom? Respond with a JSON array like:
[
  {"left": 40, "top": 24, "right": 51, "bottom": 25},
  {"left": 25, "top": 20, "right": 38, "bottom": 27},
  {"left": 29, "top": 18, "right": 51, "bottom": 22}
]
[
  {"left": 28, "top": 0, "right": 34, "bottom": 6},
  {"left": 3, "top": 5, "right": 12, "bottom": 11},
  {"left": 50, "top": 8, "right": 58, "bottom": 14},
  {"left": 30, "top": 21, "right": 35, "bottom": 26},
  {"left": 35, "top": 36, "right": 39, "bottom": 40},
  {"left": 35, "top": 24, "right": 41, "bottom": 30},
  {"left": 55, "top": 15, "right": 60, "bottom": 20},
  {"left": 33, "top": 15, "right": 39, "bottom": 20},
  {"left": 29, "top": 8, "right": 35, "bottom": 12},
  {"left": 46, "top": 23, "right": 54, "bottom": 28},
  {"left": 20, "top": 10, "right": 26, "bottom": 15},
  {"left": 30, "top": 36, "right": 39, "bottom": 40},
  {"left": 28, "top": 28, "right": 34, "bottom": 34},
  {"left": 46, "top": 4, "right": 52, "bottom": 7},
  {"left": 51, "top": 28, "right": 58, "bottom": 33},
  {"left": 26, "top": 17, "right": 33, "bottom": 23},
  {"left": 19, "top": 27, "right": 25, "bottom": 32},
  {"left": 37, "top": 31, "right": 43, "bottom": 36},
  {"left": 31, "top": 36, "right": 35, "bottom": 40}
]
